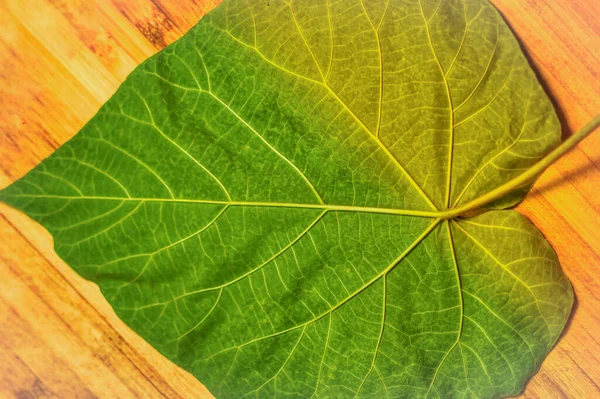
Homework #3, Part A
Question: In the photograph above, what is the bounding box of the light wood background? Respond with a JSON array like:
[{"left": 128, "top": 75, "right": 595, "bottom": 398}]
[{"left": 0, "top": 0, "right": 598, "bottom": 398}]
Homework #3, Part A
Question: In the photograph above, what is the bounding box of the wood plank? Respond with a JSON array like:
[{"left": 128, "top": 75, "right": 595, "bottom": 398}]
[
  {"left": 0, "top": 338, "right": 59, "bottom": 399},
  {"left": 0, "top": 0, "right": 598, "bottom": 397},
  {"left": 0, "top": 215, "right": 185, "bottom": 397}
]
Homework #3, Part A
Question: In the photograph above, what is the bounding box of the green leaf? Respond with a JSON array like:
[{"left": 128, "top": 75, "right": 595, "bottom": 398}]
[{"left": 0, "top": 0, "right": 575, "bottom": 397}]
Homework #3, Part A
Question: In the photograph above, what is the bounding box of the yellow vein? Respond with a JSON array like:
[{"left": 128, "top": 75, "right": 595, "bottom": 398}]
[
  {"left": 464, "top": 315, "right": 516, "bottom": 393},
  {"left": 426, "top": 0, "right": 444, "bottom": 22},
  {"left": 444, "top": 0, "right": 468, "bottom": 78},
  {"left": 459, "top": 344, "right": 469, "bottom": 391},
  {"left": 205, "top": 90, "right": 325, "bottom": 204},
  {"left": 116, "top": 205, "right": 229, "bottom": 290},
  {"left": 245, "top": 326, "right": 307, "bottom": 398},
  {"left": 194, "top": 45, "right": 212, "bottom": 91},
  {"left": 246, "top": 0, "right": 257, "bottom": 48},
  {"left": 172, "top": 288, "right": 224, "bottom": 342},
  {"left": 462, "top": 290, "right": 537, "bottom": 367},
  {"left": 53, "top": 201, "right": 126, "bottom": 232},
  {"left": 360, "top": 0, "right": 385, "bottom": 138},
  {"left": 377, "top": 0, "right": 391, "bottom": 30},
  {"left": 131, "top": 89, "right": 232, "bottom": 201},
  {"left": 3, "top": 194, "right": 441, "bottom": 218},
  {"left": 454, "top": 222, "right": 552, "bottom": 328},
  {"left": 425, "top": 220, "right": 464, "bottom": 397},
  {"left": 84, "top": 135, "right": 175, "bottom": 199},
  {"left": 375, "top": 367, "right": 390, "bottom": 399},
  {"left": 419, "top": 0, "right": 454, "bottom": 209},
  {"left": 312, "top": 313, "right": 332, "bottom": 398},
  {"left": 219, "top": 29, "right": 323, "bottom": 85},
  {"left": 452, "top": 86, "right": 534, "bottom": 207},
  {"left": 173, "top": 210, "right": 327, "bottom": 299},
  {"left": 325, "top": 0, "right": 334, "bottom": 80},
  {"left": 63, "top": 202, "right": 144, "bottom": 247},
  {"left": 35, "top": 170, "right": 83, "bottom": 196},
  {"left": 289, "top": 0, "right": 327, "bottom": 82},
  {"left": 461, "top": 342, "right": 492, "bottom": 383},
  {"left": 453, "top": 16, "right": 500, "bottom": 112},
  {"left": 452, "top": 67, "right": 516, "bottom": 128},
  {"left": 354, "top": 275, "right": 387, "bottom": 398},
  {"left": 55, "top": 156, "right": 131, "bottom": 198}
]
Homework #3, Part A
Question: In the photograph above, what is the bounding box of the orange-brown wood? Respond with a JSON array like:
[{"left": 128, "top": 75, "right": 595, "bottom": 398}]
[{"left": 0, "top": 0, "right": 598, "bottom": 397}]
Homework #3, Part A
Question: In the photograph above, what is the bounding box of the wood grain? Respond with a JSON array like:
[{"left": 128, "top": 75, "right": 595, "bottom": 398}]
[{"left": 0, "top": 0, "right": 598, "bottom": 398}]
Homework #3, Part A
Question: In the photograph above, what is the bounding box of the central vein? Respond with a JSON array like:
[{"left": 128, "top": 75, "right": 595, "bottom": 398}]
[{"left": 7, "top": 194, "right": 441, "bottom": 218}]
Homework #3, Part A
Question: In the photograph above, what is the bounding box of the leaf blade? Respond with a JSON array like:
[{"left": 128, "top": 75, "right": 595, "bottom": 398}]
[{"left": 0, "top": 1, "right": 573, "bottom": 398}]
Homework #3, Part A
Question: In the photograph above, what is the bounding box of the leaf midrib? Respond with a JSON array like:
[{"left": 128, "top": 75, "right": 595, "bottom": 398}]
[{"left": 3, "top": 194, "right": 441, "bottom": 218}]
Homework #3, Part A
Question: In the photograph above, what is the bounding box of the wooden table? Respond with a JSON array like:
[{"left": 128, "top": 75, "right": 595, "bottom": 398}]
[{"left": 0, "top": 0, "right": 598, "bottom": 397}]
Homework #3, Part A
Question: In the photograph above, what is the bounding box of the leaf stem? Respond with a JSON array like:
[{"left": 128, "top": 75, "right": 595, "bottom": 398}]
[{"left": 442, "top": 114, "right": 600, "bottom": 219}]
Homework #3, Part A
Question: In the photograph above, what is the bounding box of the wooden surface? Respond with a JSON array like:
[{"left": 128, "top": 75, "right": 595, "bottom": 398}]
[{"left": 0, "top": 0, "right": 598, "bottom": 397}]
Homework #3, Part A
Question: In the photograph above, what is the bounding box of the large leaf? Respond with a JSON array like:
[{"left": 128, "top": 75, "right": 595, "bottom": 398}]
[{"left": 0, "top": 0, "right": 573, "bottom": 398}]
